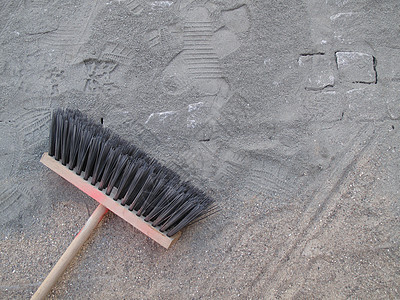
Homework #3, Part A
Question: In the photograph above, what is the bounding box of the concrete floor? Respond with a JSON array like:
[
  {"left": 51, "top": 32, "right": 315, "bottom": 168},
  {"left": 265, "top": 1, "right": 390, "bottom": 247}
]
[{"left": 0, "top": 0, "right": 399, "bottom": 299}]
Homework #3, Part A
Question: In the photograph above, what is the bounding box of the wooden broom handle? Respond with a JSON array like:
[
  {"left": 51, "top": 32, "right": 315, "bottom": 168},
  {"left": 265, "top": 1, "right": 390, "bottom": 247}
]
[{"left": 31, "top": 204, "right": 108, "bottom": 300}]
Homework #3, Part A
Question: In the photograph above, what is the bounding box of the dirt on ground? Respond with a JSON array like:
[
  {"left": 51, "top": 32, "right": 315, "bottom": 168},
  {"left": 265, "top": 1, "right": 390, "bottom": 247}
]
[{"left": 0, "top": 0, "right": 399, "bottom": 299}]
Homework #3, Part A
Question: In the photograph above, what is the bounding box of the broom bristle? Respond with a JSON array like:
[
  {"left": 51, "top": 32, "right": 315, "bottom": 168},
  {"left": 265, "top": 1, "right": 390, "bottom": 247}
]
[{"left": 48, "top": 109, "right": 215, "bottom": 237}]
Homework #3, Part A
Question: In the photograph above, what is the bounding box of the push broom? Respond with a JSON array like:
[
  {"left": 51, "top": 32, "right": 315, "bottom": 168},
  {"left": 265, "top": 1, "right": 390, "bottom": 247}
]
[{"left": 32, "top": 109, "right": 215, "bottom": 299}]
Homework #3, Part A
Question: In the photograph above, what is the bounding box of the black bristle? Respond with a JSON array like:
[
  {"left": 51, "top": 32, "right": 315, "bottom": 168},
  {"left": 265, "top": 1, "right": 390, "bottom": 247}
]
[
  {"left": 83, "top": 136, "right": 102, "bottom": 181},
  {"left": 75, "top": 128, "right": 92, "bottom": 175},
  {"left": 164, "top": 199, "right": 211, "bottom": 237},
  {"left": 61, "top": 119, "right": 69, "bottom": 165},
  {"left": 128, "top": 170, "right": 156, "bottom": 211},
  {"left": 151, "top": 193, "right": 186, "bottom": 228},
  {"left": 120, "top": 165, "right": 149, "bottom": 206},
  {"left": 123, "top": 162, "right": 154, "bottom": 209},
  {"left": 136, "top": 174, "right": 167, "bottom": 217},
  {"left": 47, "top": 108, "right": 216, "bottom": 237},
  {"left": 113, "top": 159, "right": 139, "bottom": 200},
  {"left": 160, "top": 199, "right": 197, "bottom": 232},
  {"left": 68, "top": 122, "right": 79, "bottom": 170},
  {"left": 54, "top": 111, "right": 63, "bottom": 161},
  {"left": 105, "top": 153, "right": 129, "bottom": 195},
  {"left": 144, "top": 184, "right": 182, "bottom": 223},
  {"left": 48, "top": 111, "right": 57, "bottom": 156},
  {"left": 98, "top": 147, "right": 120, "bottom": 190},
  {"left": 91, "top": 139, "right": 112, "bottom": 185}
]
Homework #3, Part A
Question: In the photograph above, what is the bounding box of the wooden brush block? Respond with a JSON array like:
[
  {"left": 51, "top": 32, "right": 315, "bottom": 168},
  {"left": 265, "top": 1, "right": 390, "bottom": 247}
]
[{"left": 40, "top": 152, "right": 181, "bottom": 249}]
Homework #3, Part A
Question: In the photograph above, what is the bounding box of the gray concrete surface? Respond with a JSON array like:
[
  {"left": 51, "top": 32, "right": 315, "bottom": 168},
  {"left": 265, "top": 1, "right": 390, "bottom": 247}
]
[{"left": 0, "top": 0, "right": 399, "bottom": 299}]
